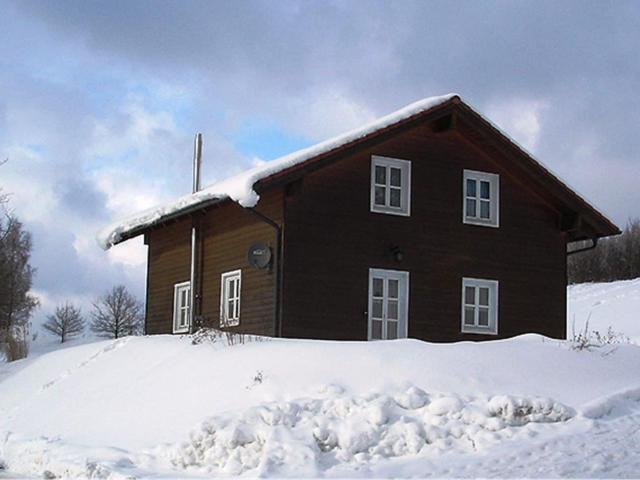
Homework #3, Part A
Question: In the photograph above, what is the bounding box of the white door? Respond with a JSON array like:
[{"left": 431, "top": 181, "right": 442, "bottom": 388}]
[{"left": 368, "top": 268, "right": 409, "bottom": 340}]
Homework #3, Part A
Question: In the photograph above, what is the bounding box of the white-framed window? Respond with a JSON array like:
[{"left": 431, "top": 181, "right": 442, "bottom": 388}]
[
  {"left": 463, "top": 169, "right": 499, "bottom": 227},
  {"left": 370, "top": 156, "right": 411, "bottom": 216},
  {"left": 220, "top": 269, "right": 241, "bottom": 327},
  {"left": 172, "top": 281, "right": 191, "bottom": 334},
  {"left": 461, "top": 277, "right": 498, "bottom": 335},
  {"left": 368, "top": 268, "right": 409, "bottom": 340}
]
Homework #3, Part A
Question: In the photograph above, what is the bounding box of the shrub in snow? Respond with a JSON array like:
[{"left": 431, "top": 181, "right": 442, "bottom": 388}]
[
  {"left": 570, "top": 318, "right": 631, "bottom": 351},
  {"left": 191, "top": 327, "right": 268, "bottom": 347},
  {"left": 166, "top": 386, "right": 572, "bottom": 476}
]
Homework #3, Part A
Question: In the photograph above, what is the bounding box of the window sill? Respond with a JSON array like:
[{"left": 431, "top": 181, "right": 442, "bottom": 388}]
[
  {"left": 370, "top": 207, "right": 411, "bottom": 217},
  {"left": 461, "top": 327, "right": 498, "bottom": 335},
  {"left": 220, "top": 321, "right": 240, "bottom": 328},
  {"left": 463, "top": 217, "right": 499, "bottom": 228}
]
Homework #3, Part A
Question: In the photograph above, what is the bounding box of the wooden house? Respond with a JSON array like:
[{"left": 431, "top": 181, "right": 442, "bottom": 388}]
[{"left": 99, "top": 94, "right": 619, "bottom": 342}]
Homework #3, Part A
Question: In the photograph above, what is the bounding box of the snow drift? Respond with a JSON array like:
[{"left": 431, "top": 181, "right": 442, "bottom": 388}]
[
  {"left": 1, "top": 330, "right": 640, "bottom": 478},
  {"left": 169, "top": 388, "right": 572, "bottom": 476}
]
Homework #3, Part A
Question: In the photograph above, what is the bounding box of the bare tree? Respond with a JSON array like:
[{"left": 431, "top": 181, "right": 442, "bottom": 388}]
[
  {"left": 43, "top": 303, "right": 85, "bottom": 343},
  {"left": 90, "top": 285, "right": 143, "bottom": 339}
]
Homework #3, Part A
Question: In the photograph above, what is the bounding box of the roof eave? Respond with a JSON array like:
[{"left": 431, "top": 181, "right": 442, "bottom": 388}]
[{"left": 109, "top": 196, "right": 229, "bottom": 247}]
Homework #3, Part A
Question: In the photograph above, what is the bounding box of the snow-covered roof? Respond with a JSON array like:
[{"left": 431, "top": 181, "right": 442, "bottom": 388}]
[
  {"left": 97, "top": 93, "right": 458, "bottom": 249},
  {"left": 98, "top": 92, "right": 620, "bottom": 250}
]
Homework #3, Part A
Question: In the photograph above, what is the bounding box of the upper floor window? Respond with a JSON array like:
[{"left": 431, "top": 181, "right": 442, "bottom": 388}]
[
  {"left": 220, "top": 270, "right": 241, "bottom": 327},
  {"left": 370, "top": 156, "right": 411, "bottom": 216},
  {"left": 461, "top": 277, "right": 498, "bottom": 335},
  {"left": 173, "top": 281, "right": 191, "bottom": 334},
  {"left": 463, "top": 169, "right": 499, "bottom": 227}
]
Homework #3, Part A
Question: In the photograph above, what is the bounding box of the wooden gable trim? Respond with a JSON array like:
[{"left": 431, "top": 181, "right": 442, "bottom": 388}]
[{"left": 451, "top": 103, "right": 620, "bottom": 240}]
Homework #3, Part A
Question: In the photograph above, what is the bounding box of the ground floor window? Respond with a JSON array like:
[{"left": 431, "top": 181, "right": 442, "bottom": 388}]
[
  {"left": 368, "top": 268, "right": 409, "bottom": 340},
  {"left": 172, "top": 281, "right": 191, "bottom": 334},
  {"left": 461, "top": 277, "right": 498, "bottom": 334},
  {"left": 220, "top": 269, "right": 241, "bottom": 327}
]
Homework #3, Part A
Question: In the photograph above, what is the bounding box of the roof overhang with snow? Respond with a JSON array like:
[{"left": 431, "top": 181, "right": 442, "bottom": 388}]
[{"left": 97, "top": 94, "right": 620, "bottom": 249}]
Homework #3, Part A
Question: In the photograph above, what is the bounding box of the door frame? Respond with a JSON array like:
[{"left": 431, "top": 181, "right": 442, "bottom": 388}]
[{"left": 367, "top": 268, "right": 410, "bottom": 340}]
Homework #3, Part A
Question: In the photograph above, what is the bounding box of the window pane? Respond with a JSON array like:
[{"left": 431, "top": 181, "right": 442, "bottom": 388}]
[
  {"left": 480, "top": 181, "right": 490, "bottom": 199},
  {"left": 373, "top": 278, "right": 383, "bottom": 297},
  {"left": 387, "top": 300, "right": 398, "bottom": 320},
  {"left": 390, "top": 167, "right": 401, "bottom": 187},
  {"left": 233, "top": 299, "right": 239, "bottom": 319},
  {"left": 388, "top": 279, "right": 399, "bottom": 299},
  {"left": 464, "top": 307, "right": 475, "bottom": 325},
  {"left": 181, "top": 289, "right": 187, "bottom": 306},
  {"left": 466, "top": 198, "right": 476, "bottom": 217},
  {"left": 227, "top": 299, "right": 234, "bottom": 318},
  {"left": 228, "top": 280, "right": 235, "bottom": 297},
  {"left": 478, "top": 308, "right": 489, "bottom": 326},
  {"left": 375, "top": 165, "right": 386, "bottom": 185},
  {"left": 480, "top": 200, "right": 491, "bottom": 219},
  {"left": 375, "top": 186, "right": 386, "bottom": 206},
  {"left": 389, "top": 188, "right": 401, "bottom": 208},
  {"left": 479, "top": 287, "right": 489, "bottom": 306},
  {"left": 387, "top": 321, "right": 398, "bottom": 340},
  {"left": 464, "top": 286, "right": 475, "bottom": 305},
  {"left": 371, "top": 320, "right": 383, "bottom": 339},
  {"left": 466, "top": 179, "right": 476, "bottom": 197},
  {"left": 372, "top": 299, "right": 383, "bottom": 318}
]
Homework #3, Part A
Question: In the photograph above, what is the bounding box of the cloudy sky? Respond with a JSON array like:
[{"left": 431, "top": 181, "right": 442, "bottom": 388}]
[{"left": 1, "top": 0, "right": 638, "bottom": 326}]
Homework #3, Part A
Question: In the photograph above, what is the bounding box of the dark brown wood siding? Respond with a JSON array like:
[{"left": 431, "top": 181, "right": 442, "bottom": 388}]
[
  {"left": 281, "top": 123, "right": 567, "bottom": 342},
  {"left": 145, "top": 188, "right": 283, "bottom": 335},
  {"left": 146, "top": 218, "right": 191, "bottom": 334}
]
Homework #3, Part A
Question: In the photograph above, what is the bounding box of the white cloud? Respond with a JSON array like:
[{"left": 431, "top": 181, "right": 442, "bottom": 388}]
[
  {"left": 282, "top": 90, "right": 378, "bottom": 141},
  {"left": 485, "top": 98, "right": 549, "bottom": 153},
  {"left": 0, "top": 145, "right": 59, "bottom": 222},
  {"left": 87, "top": 98, "right": 181, "bottom": 160}
]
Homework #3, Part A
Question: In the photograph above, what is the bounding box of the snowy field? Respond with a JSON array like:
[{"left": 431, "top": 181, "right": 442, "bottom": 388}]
[
  {"left": 568, "top": 277, "right": 640, "bottom": 343},
  {"left": 0, "top": 280, "right": 639, "bottom": 478}
]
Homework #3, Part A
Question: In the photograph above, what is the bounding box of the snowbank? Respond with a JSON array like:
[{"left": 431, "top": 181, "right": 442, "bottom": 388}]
[
  {"left": 97, "top": 94, "right": 457, "bottom": 249},
  {"left": 168, "top": 388, "right": 571, "bottom": 476},
  {"left": 568, "top": 278, "right": 640, "bottom": 343},
  {"left": 1, "top": 332, "right": 640, "bottom": 477}
]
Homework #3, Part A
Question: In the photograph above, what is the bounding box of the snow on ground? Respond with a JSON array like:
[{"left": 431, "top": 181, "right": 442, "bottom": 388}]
[
  {"left": 568, "top": 277, "right": 640, "bottom": 343},
  {"left": 0, "top": 280, "right": 639, "bottom": 478}
]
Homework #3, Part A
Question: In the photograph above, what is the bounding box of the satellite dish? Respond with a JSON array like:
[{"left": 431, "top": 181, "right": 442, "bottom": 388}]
[{"left": 247, "top": 242, "right": 272, "bottom": 269}]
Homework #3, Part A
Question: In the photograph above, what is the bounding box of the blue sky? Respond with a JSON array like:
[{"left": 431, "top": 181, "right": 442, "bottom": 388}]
[{"left": 1, "top": 0, "right": 639, "bottom": 326}]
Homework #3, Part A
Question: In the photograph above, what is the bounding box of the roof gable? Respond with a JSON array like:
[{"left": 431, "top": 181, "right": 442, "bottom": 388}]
[{"left": 98, "top": 94, "right": 619, "bottom": 249}]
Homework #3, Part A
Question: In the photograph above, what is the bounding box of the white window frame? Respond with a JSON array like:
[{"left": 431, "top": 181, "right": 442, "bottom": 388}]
[
  {"left": 461, "top": 277, "right": 499, "bottom": 335},
  {"left": 172, "top": 281, "right": 191, "bottom": 334},
  {"left": 463, "top": 169, "right": 499, "bottom": 227},
  {"left": 367, "top": 268, "right": 410, "bottom": 340},
  {"left": 370, "top": 156, "right": 411, "bottom": 217},
  {"left": 220, "top": 269, "right": 242, "bottom": 327}
]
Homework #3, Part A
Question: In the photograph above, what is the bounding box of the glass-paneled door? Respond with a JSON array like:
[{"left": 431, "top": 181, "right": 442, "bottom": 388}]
[{"left": 368, "top": 268, "right": 409, "bottom": 340}]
